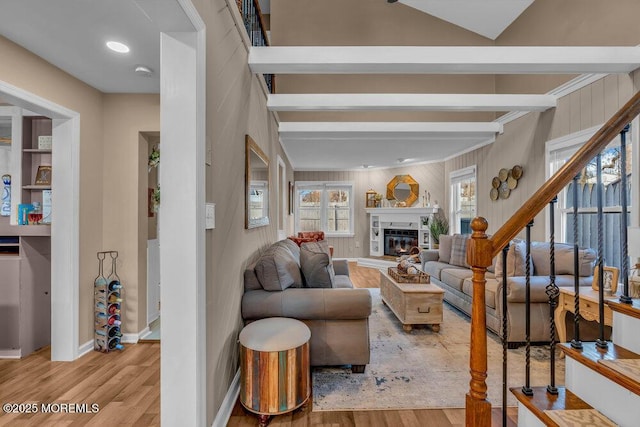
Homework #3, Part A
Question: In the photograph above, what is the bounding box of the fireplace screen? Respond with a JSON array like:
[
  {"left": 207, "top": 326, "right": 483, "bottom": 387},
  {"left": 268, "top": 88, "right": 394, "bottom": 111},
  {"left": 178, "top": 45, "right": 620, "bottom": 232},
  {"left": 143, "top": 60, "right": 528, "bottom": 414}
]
[{"left": 383, "top": 228, "right": 418, "bottom": 256}]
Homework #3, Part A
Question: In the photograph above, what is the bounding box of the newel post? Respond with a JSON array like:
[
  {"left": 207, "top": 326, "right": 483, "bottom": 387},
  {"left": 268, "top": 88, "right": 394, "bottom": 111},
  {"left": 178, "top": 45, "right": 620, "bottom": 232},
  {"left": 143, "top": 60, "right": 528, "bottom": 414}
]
[{"left": 465, "top": 217, "right": 493, "bottom": 427}]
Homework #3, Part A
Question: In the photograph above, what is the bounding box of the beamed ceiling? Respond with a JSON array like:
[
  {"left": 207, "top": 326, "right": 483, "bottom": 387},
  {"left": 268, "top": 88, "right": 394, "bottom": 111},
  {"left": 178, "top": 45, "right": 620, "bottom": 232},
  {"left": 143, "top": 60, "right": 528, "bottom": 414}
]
[{"left": 0, "top": 0, "right": 639, "bottom": 170}]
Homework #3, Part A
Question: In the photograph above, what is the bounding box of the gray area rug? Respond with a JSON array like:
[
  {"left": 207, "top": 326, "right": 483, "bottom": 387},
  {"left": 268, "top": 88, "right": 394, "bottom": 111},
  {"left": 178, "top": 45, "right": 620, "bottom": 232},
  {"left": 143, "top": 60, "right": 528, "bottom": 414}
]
[{"left": 312, "top": 288, "right": 564, "bottom": 411}]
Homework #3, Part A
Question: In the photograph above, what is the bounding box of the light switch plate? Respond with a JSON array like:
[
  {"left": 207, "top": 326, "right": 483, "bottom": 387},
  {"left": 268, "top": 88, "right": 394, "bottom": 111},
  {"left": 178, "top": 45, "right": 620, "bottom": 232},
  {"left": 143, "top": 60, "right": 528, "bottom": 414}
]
[{"left": 205, "top": 203, "right": 215, "bottom": 229}]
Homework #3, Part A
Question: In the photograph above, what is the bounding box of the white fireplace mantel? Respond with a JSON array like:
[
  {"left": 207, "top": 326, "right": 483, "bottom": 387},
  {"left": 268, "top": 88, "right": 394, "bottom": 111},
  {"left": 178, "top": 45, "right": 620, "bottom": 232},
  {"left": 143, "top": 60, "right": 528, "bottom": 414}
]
[
  {"left": 366, "top": 207, "right": 440, "bottom": 256},
  {"left": 365, "top": 207, "right": 439, "bottom": 222}
]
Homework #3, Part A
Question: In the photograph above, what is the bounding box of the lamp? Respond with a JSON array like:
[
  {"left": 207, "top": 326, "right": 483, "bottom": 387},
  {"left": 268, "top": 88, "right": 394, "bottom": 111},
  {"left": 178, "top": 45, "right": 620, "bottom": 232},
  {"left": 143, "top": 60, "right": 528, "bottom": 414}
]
[{"left": 627, "top": 226, "right": 640, "bottom": 298}]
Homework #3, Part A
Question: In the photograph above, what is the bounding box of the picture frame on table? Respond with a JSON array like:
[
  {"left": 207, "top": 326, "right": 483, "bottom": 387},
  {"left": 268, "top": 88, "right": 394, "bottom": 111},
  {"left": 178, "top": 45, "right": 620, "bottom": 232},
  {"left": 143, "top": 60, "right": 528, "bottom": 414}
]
[
  {"left": 592, "top": 266, "right": 619, "bottom": 294},
  {"left": 34, "top": 165, "right": 52, "bottom": 185}
]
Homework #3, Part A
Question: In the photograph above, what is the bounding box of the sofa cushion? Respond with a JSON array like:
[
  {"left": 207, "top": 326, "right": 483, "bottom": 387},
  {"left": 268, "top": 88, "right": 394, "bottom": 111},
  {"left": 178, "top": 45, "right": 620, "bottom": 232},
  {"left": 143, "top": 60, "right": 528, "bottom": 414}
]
[
  {"left": 423, "top": 261, "right": 465, "bottom": 281},
  {"left": 254, "top": 243, "right": 304, "bottom": 291},
  {"left": 300, "top": 240, "right": 335, "bottom": 288},
  {"left": 495, "top": 239, "right": 533, "bottom": 278},
  {"left": 462, "top": 278, "right": 498, "bottom": 309},
  {"left": 449, "top": 234, "right": 470, "bottom": 268},
  {"left": 530, "top": 242, "right": 596, "bottom": 277},
  {"left": 333, "top": 275, "right": 353, "bottom": 289},
  {"left": 438, "top": 234, "right": 454, "bottom": 263},
  {"left": 244, "top": 262, "right": 262, "bottom": 291},
  {"left": 440, "top": 268, "right": 473, "bottom": 292},
  {"left": 555, "top": 275, "right": 593, "bottom": 288}
]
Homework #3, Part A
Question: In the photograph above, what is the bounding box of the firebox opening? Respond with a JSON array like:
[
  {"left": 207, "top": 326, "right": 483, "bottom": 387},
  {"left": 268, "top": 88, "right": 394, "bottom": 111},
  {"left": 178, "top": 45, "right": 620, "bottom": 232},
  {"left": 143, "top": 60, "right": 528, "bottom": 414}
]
[{"left": 383, "top": 228, "right": 418, "bottom": 256}]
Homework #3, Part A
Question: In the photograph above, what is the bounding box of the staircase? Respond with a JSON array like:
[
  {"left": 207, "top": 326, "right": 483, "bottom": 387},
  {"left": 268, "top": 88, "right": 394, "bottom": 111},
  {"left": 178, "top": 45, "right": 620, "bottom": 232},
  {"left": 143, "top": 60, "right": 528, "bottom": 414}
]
[
  {"left": 465, "top": 90, "right": 640, "bottom": 426},
  {"left": 513, "top": 302, "right": 640, "bottom": 426}
]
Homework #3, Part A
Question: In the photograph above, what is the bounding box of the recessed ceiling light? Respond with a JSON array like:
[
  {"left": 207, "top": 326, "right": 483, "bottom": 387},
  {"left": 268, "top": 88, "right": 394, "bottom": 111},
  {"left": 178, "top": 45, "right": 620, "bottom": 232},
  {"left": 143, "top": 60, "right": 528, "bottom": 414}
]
[
  {"left": 106, "top": 41, "right": 130, "bottom": 53},
  {"left": 134, "top": 65, "right": 154, "bottom": 77}
]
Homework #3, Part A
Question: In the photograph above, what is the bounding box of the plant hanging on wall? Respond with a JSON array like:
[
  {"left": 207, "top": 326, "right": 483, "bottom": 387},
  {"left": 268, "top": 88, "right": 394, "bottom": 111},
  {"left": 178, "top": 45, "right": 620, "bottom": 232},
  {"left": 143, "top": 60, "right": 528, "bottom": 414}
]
[{"left": 148, "top": 145, "right": 160, "bottom": 172}]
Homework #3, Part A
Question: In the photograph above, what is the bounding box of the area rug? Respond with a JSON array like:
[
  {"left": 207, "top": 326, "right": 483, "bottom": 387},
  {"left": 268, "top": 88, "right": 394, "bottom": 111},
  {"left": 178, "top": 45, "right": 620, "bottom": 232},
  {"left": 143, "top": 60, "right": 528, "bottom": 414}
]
[{"left": 312, "top": 288, "right": 564, "bottom": 411}]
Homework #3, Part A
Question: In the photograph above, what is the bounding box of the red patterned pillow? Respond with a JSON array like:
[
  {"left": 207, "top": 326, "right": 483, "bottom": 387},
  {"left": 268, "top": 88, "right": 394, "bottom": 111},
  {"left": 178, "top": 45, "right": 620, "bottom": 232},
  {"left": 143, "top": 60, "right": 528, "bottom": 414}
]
[
  {"left": 298, "top": 231, "right": 325, "bottom": 241},
  {"left": 288, "top": 236, "right": 317, "bottom": 246}
]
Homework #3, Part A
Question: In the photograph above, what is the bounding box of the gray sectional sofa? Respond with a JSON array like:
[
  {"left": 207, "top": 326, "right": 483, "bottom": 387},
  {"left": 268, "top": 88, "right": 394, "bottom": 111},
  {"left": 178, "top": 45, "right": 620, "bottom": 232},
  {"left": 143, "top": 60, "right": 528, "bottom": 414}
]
[
  {"left": 242, "top": 238, "right": 372, "bottom": 372},
  {"left": 420, "top": 234, "right": 596, "bottom": 346}
]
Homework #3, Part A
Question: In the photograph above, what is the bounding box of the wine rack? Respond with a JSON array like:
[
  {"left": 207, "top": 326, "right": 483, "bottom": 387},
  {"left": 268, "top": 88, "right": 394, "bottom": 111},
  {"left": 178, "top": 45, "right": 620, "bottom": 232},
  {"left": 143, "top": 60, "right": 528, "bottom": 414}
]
[{"left": 94, "top": 251, "right": 124, "bottom": 352}]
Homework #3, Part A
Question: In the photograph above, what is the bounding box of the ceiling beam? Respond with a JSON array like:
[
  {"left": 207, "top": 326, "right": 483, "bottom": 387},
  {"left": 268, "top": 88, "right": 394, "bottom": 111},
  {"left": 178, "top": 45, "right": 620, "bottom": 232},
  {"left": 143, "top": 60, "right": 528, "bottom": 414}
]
[
  {"left": 249, "top": 46, "right": 640, "bottom": 74},
  {"left": 278, "top": 121, "right": 503, "bottom": 139},
  {"left": 268, "top": 93, "right": 557, "bottom": 112}
]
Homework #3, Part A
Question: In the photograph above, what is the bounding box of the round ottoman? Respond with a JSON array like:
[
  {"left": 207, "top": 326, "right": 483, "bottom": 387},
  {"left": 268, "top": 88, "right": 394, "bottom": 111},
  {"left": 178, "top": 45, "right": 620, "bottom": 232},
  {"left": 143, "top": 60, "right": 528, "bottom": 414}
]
[{"left": 239, "top": 317, "right": 311, "bottom": 426}]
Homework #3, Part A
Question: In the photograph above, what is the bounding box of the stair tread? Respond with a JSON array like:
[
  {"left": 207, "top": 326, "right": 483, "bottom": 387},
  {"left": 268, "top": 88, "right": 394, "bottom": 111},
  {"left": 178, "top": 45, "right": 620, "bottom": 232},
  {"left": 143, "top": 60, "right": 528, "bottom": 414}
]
[
  {"left": 559, "top": 341, "right": 640, "bottom": 395},
  {"left": 510, "top": 386, "right": 592, "bottom": 426},
  {"left": 607, "top": 298, "right": 640, "bottom": 320}
]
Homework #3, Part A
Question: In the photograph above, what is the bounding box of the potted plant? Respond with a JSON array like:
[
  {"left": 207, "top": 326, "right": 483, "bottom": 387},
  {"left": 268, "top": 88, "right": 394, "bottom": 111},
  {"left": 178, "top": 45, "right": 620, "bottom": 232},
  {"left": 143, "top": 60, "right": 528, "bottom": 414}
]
[{"left": 429, "top": 216, "right": 449, "bottom": 248}]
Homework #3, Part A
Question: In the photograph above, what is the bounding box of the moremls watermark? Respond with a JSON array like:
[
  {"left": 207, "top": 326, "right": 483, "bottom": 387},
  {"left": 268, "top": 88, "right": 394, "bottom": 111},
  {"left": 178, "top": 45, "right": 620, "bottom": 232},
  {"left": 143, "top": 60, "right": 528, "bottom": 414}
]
[{"left": 2, "top": 402, "right": 100, "bottom": 414}]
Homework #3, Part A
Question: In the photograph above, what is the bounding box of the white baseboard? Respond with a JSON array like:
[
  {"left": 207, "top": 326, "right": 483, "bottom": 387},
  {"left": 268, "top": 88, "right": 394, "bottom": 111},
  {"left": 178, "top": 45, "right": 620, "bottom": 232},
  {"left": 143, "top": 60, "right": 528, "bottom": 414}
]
[
  {"left": 78, "top": 339, "right": 94, "bottom": 358},
  {"left": 0, "top": 349, "right": 21, "bottom": 359},
  {"left": 212, "top": 369, "right": 240, "bottom": 427},
  {"left": 122, "top": 327, "right": 150, "bottom": 344}
]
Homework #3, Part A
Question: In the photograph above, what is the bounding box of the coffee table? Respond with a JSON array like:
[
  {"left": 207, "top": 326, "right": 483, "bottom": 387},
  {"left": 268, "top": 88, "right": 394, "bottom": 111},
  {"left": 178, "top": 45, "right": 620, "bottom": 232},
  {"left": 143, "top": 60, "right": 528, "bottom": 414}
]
[{"left": 379, "top": 269, "right": 444, "bottom": 332}]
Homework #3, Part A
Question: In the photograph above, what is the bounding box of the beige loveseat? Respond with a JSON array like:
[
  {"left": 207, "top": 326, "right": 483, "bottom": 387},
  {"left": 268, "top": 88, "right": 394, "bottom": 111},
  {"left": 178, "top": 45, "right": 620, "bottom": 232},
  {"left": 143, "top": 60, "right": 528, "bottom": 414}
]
[
  {"left": 420, "top": 234, "right": 596, "bottom": 346},
  {"left": 242, "top": 238, "right": 372, "bottom": 373}
]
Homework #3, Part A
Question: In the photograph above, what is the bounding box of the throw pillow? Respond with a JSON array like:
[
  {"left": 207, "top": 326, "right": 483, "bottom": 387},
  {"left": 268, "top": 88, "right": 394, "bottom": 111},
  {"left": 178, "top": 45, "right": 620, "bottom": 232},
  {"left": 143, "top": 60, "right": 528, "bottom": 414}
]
[
  {"left": 254, "top": 244, "right": 304, "bottom": 291},
  {"left": 438, "top": 234, "right": 454, "bottom": 263},
  {"left": 449, "top": 234, "right": 470, "bottom": 268},
  {"left": 495, "top": 239, "right": 534, "bottom": 278},
  {"left": 300, "top": 240, "right": 335, "bottom": 288}
]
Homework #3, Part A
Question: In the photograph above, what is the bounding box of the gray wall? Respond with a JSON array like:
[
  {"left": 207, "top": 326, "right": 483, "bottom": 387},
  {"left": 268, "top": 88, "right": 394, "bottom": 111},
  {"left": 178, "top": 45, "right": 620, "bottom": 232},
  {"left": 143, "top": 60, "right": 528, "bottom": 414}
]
[
  {"left": 192, "top": 0, "right": 295, "bottom": 423},
  {"left": 445, "top": 72, "right": 640, "bottom": 243}
]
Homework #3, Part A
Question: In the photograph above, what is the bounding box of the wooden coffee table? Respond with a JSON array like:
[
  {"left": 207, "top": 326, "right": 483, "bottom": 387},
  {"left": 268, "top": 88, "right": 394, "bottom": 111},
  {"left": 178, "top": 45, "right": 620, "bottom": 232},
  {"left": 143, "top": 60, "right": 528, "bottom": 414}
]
[{"left": 379, "top": 269, "right": 444, "bottom": 332}]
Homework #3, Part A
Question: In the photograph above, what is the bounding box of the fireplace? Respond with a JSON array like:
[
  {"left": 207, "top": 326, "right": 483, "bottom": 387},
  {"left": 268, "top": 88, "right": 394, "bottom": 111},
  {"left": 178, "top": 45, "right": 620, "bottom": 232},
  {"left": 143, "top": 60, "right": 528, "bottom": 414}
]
[{"left": 383, "top": 228, "right": 418, "bottom": 256}]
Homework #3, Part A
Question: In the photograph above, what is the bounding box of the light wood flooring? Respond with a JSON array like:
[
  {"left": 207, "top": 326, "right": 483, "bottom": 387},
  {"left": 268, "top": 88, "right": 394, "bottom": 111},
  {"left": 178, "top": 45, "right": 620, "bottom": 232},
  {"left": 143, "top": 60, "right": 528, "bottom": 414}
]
[
  {"left": 0, "top": 343, "right": 160, "bottom": 426},
  {"left": 0, "top": 262, "right": 517, "bottom": 426}
]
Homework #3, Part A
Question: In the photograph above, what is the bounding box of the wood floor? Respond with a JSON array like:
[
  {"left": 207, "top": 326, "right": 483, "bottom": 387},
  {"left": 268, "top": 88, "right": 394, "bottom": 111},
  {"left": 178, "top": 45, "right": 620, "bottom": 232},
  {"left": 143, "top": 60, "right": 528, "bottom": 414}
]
[
  {"left": 0, "top": 343, "right": 160, "bottom": 426},
  {"left": 0, "top": 262, "right": 517, "bottom": 426}
]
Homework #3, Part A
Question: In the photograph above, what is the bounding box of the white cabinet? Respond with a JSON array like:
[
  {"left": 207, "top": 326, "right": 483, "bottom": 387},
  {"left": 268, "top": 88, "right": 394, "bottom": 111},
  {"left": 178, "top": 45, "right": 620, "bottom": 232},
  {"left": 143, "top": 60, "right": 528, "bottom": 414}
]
[
  {"left": 366, "top": 208, "right": 438, "bottom": 257},
  {"left": 370, "top": 215, "right": 382, "bottom": 256}
]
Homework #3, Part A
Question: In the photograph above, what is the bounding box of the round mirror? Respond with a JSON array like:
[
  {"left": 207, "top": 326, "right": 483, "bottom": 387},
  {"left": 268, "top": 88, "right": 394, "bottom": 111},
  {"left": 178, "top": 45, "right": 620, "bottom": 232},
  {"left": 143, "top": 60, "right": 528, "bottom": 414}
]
[{"left": 386, "top": 175, "right": 419, "bottom": 206}]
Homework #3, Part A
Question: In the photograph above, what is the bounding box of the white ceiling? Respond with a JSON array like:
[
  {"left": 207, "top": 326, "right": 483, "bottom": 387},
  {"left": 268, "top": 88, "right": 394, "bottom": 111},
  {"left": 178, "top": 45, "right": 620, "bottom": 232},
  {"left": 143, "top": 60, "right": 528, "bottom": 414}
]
[
  {"left": 0, "top": 1, "right": 635, "bottom": 171},
  {"left": 0, "top": 0, "right": 194, "bottom": 93},
  {"left": 399, "top": 0, "right": 535, "bottom": 40}
]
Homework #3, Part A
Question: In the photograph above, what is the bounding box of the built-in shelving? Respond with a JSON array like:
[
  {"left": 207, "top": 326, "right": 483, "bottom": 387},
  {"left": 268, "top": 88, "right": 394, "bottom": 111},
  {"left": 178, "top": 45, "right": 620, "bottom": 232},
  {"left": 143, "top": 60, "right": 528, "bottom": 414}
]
[{"left": 366, "top": 207, "right": 439, "bottom": 257}]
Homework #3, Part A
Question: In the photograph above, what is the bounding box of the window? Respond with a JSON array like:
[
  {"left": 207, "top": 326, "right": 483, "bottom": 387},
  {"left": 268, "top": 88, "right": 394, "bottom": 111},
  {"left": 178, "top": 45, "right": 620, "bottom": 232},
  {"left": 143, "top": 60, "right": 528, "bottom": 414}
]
[
  {"left": 450, "top": 166, "right": 476, "bottom": 235},
  {"left": 548, "top": 124, "right": 634, "bottom": 273},
  {"left": 295, "top": 182, "right": 354, "bottom": 236}
]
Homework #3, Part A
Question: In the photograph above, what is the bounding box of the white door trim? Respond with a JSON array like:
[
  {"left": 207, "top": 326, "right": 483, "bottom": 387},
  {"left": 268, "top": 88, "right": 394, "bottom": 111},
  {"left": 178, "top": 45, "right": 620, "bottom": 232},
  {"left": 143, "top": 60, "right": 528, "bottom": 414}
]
[
  {"left": 0, "top": 80, "right": 80, "bottom": 361},
  {"left": 160, "top": 0, "right": 206, "bottom": 425}
]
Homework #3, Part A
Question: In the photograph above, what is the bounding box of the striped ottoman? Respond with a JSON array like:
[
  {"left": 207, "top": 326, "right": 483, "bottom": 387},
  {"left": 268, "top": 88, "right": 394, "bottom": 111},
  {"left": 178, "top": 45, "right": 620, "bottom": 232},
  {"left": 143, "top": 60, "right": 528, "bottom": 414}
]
[{"left": 239, "top": 317, "right": 311, "bottom": 426}]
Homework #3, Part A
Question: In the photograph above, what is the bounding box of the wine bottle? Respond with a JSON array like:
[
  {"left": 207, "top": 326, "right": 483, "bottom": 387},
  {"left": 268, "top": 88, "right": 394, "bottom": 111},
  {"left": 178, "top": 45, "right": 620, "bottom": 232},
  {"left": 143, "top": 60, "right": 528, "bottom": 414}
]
[
  {"left": 108, "top": 327, "right": 122, "bottom": 338},
  {"left": 108, "top": 304, "right": 120, "bottom": 315},
  {"left": 108, "top": 294, "right": 122, "bottom": 303},
  {"left": 108, "top": 281, "right": 122, "bottom": 292},
  {"left": 108, "top": 338, "right": 124, "bottom": 351},
  {"left": 108, "top": 317, "right": 121, "bottom": 326}
]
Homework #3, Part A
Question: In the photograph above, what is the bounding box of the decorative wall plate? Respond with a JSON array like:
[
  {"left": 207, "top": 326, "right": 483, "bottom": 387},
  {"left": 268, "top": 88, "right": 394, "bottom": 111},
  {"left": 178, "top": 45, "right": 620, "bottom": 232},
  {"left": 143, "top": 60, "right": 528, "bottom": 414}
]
[
  {"left": 499, "top": 181, "right": 510, "bottom": 199},
  {"left": 490, "top": 165, "right": 524, "bottom": 201},
  {"left": 512, "top": 165, "right": 523, "bottom": 180}
]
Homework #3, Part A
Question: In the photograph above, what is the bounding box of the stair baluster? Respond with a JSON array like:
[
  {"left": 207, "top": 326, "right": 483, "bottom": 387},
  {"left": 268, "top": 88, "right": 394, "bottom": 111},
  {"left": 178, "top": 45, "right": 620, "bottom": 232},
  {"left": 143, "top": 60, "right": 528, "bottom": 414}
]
[
  {"left": 522, "top": 220, "right": 534, "bottom": 396},
  {"left": 501, "top": 243, "right": 510, "bottom": 427},
  {"left": 619, "top": 124, "right": 632, "bottom": 304},
  {"left": 571, "top": 174, "right": 583, "bottom": 349},
  {"left": 596, "top": 152, "right": 608, "bottom": 349},
  {"left": 546, "top": 197, "right": 559, "bottom": 395}
]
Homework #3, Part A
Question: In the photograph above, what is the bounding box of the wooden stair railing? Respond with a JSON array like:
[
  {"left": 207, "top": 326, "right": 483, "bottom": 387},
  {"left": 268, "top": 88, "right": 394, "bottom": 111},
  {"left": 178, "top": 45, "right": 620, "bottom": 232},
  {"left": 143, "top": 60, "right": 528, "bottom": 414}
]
[{"left": 465, "top": 89, "right": 640, "bottom": 427}]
